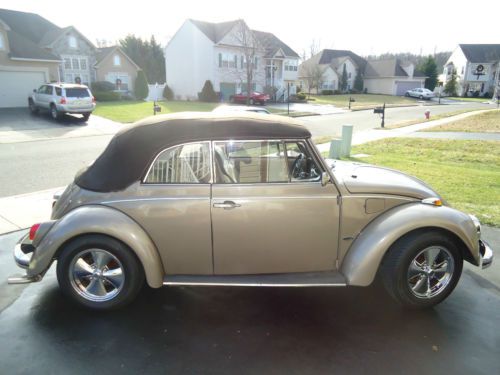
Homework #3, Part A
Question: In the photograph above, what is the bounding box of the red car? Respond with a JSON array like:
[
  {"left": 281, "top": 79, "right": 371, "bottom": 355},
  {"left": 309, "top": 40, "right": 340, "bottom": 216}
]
[{"left": 230, "top": 91, "right": 270, "bottom": 105}]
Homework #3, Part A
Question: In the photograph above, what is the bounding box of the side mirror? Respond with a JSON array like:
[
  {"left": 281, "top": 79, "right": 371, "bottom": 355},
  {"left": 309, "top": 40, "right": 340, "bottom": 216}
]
[
  {"left": 321, "top": 171, "right": 331, "bottom": 186},
  {"left": 33, "top": 89, "right": 37, "bottom": 93}
]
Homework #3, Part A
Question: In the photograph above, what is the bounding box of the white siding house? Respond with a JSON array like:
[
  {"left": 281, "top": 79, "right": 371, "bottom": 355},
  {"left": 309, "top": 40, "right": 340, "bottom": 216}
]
[
  {"left": 165, "top": 19, "right": 300, "bottom": 101},
  {"left": 443, "top": 44, "right": 500, "bottom": 97}
]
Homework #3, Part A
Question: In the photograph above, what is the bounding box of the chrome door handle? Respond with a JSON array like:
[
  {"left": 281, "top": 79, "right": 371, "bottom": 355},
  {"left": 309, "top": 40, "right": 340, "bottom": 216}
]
[{"left": 213, "top": 200, "right": 241, "bottom": 209}]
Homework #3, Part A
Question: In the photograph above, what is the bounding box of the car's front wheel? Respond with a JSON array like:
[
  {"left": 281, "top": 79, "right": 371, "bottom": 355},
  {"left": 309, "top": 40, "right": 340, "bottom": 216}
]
[
  {"left": 405, "top": 92, "right": 410, "bottom": 97},
  {"left": 28, "top": 99, "right": 39, "bottom": 115},
  {"left": 381, "top": 230, "right": 463, "bottom": 308},
  {"left": 56, "top": 235, "right": 145, "bottom": 310}
]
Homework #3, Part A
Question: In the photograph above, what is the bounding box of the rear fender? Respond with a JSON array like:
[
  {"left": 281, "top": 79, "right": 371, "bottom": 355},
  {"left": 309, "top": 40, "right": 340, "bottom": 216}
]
[
  {"left": 340, "top": 203, "right": 479, "bottom": 286},
  {"left": 28, "top": 205, "right": 165, "bottom": 288}
]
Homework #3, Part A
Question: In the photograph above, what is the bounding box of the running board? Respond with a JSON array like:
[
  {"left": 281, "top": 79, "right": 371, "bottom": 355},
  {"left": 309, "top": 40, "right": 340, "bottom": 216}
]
[{"left": 163, "top": 271, "right": 346, "bottom": 287}]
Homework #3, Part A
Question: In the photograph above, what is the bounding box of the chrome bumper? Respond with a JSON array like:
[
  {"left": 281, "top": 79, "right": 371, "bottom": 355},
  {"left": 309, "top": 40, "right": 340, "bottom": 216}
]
[
  {"left": 479, "top": 240, "right": 493, "bottom": 269},
  {"left": 8, "top": 234, "right": 41, "bottom": 284}
]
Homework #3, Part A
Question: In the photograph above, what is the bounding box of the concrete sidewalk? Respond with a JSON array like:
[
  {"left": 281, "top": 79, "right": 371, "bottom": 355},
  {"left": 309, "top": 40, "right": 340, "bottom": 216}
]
[
  {"left": 0, "top": 115, "right": 122, "bottom": 144},
  {"left": 315, "top": 109, "right": 496, "bottom": 153}
]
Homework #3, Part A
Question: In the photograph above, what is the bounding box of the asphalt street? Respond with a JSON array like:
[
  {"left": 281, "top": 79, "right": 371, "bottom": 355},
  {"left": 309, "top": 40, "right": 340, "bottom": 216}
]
[
  {"left": 0, "top": 102, "right": 492, "bottom": 197},
  {"left": 0, "top": 228, "right": 499, "bottom": 374}
]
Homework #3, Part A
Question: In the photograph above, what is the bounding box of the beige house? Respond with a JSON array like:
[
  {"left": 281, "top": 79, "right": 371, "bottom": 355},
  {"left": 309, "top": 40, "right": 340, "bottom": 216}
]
[
  {"left": 95, "top": 46, "right": 141, "bottom": 92},
  {"left": 0, "top": 8, "right": 141, "bottom": 108}
]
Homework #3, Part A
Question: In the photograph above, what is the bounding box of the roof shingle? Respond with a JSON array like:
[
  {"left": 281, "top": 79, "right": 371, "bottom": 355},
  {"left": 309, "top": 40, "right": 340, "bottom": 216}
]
[{"left": 459, "top": 44, "right": 500, "bottom": 63}]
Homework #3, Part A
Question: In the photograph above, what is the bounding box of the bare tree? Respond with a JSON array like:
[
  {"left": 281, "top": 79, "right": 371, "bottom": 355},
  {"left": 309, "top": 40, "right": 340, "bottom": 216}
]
[
  {"left": 302, "top": 63, "right": 325, "bottom": 96},
  {"left": 233, "top": 21, "right": 261, "bottom": 104}
]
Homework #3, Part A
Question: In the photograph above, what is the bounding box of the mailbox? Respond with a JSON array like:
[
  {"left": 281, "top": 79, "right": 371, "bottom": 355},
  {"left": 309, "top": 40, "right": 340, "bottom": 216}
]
[
  {"left": 373, "top": 107, "right": 384, "bottom": 114},
  {"left": 154, "top": 105, "right": 162, "bottom": 113}
]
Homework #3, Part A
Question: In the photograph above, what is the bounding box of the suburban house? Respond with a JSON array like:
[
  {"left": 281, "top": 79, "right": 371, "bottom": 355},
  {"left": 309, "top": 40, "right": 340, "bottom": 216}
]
[
  {"left": 363, "top": 58, "right": 426, "bottom": 95},
  {"left": 95, "top": 46, "right": 141, "bottom": 93},
  {"left": 443, "top": 44, "right": 500, "bottom": 97},
  {"left": 165, "top": 19, "right": 300, "bottom": 101},
  {"left": 298, "top": 49, "right": 366, "bottom": 93},
  {"left": 0, "top": 8, "right": 141, "bottom": 108}
]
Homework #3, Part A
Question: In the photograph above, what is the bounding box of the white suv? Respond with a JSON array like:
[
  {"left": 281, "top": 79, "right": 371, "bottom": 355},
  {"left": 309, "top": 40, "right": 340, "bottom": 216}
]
[{"left": 28, "top": 83, "right": 96, "bottom": 121}]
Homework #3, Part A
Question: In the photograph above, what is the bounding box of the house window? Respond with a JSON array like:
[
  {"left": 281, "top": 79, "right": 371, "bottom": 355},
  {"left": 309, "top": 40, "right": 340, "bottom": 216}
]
[
  {"left": 69, "top": 36, "right": 77, "bottom": 49},
  {"left": 64, "top": 58, "right": 71, "bottom": 69},
  {"left": 72, "top": 58, "right": 80, "bottom": 70},
  {"left": 240, "top": 55, "right": 244, "bottom": 69},
  {"left": 113, "top": 55, "right": 121, "bottom": 66},
  {"left": 80, "top": 58, "right": 87, "bottom": 70},
  {"left": 0, "top": 33, "right": 4, "bottom": 50},
  {"left": 348, "top": 72, "right": 352, "bottom": 78},
  {"left": 254, "top": 57, "right": 258, "bottom": 70},
  {"left": 218, "top": 53, "right": 237, "bottom": 68},
  {"left": 461, "top": 66, "right": 464, "bottom": 74}
]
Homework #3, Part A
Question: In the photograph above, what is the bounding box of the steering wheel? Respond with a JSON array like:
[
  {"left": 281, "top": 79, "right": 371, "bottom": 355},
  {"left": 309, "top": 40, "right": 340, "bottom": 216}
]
[{"left": 291, "top": 154, "right": 306, "bottom": 178}]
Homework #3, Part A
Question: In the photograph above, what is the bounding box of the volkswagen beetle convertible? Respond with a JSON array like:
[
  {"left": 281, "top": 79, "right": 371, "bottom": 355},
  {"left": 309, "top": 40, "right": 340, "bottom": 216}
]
[{"left": 8, "top": 113, "right": 493, "bottom": 310}]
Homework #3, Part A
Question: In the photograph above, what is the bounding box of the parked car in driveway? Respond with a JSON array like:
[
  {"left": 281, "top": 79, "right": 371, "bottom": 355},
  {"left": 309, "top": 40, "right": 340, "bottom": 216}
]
[
  {"left": 405, "top": 87, "right": 435, "bottom": 100},
  {"left": 28, "top": 83, "right": 96, "bottom": 121},
  {"left": 230, "top": 91, "right": 270, "bottom": 105},
  {"left": 8, "top": 113, "right": 493, "bottom": 310},
  {"left": 212, "top": 105, "right": 271, "bottom": 114}
]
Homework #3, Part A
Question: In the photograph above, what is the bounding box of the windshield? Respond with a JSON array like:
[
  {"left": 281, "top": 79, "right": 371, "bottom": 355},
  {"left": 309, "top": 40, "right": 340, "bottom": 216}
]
[{"left": 65, "top": 88, "right": 90, "bottom": 98}]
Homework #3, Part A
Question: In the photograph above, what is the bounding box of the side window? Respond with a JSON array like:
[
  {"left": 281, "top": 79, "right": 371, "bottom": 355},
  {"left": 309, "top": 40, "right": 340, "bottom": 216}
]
[
  {"left": 55, "top": 87, "right": 62, "bottom": 96},
  {"left": 285, "top": 141, "right": 322, "bottom": 182},
  {"left": 144, "top": 142, "right": 211, "bottom": 184},
  {"left": 214, "top": 141, "right": 288, "bottom": 184},
  {"left": 37, "top": 85, "right": 46, "bottom": 93}
]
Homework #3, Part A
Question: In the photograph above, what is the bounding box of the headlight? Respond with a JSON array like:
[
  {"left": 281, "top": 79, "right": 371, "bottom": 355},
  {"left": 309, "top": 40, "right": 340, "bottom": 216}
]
[{"left": 469, "top": 214, "right": 481, "bottom": 235}]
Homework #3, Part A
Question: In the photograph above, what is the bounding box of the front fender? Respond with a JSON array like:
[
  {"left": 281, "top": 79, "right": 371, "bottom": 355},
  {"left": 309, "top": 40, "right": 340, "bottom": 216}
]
[
  {"left": 28, "top": 205, "right": 165, "bottom": 288},
  {"left": 341, "top": 202, "right": 479, "bottom": 286}
]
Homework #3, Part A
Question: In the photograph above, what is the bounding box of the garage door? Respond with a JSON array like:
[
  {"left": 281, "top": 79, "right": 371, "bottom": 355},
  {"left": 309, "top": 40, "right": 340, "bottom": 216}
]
[
  {"left": 220, "top": 82, "right": 236, "bottom": 101},
  {"left": 396, "top": 81, "right": 422, "bottom": 96},
  {"left": 0, "top": 71, "right": 46, "bottom": 108}
]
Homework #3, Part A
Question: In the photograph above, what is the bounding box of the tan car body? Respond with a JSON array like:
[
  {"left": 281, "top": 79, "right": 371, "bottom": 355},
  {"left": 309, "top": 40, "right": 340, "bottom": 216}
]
[{"left": 17, "top": 146, "right": 483, "bottom": 289}]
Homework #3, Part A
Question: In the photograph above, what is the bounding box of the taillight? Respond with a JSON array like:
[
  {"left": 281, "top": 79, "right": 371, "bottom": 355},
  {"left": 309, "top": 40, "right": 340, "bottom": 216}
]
[
  {"left": 92, "top": 96, "right": 96, "bottom": 103},
  {"left": 29, "top": 223, "right": 41, "bottom": 241},
  {"left": 60, "top": 97, "right": 67, "bottom": 104}
]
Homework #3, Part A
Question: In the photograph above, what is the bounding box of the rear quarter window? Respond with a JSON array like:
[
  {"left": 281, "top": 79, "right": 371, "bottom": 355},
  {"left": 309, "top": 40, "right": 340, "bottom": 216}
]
[
  {"left": 65, "top": 88, "right": 90, "bottom": 98},
  {"left": 55, "top": 87, "right": 62, "bottom": 96}
]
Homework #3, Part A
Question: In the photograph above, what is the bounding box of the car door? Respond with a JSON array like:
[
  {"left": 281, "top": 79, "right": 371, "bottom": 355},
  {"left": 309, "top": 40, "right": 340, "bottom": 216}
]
[
  {"left": 108, "top": 141, "right": 214, "bottom": 275},
  {"left": 211, "top": 139, "right": 340, "bottom": 275},
  {"left": 34, "top": 85, "right": 48, "bottom": 108}
]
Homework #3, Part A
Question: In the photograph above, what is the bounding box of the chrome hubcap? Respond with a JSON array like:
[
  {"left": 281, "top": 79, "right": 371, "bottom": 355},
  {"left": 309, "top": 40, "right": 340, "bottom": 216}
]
[
  {"left": 407, "top": 246, "right": 454, "bottom": 299},
  {"left": 69, "top": 249, "right": 124, "bottom": 302}
]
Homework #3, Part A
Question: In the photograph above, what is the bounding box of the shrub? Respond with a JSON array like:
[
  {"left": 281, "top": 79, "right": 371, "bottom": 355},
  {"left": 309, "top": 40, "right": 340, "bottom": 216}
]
[
  {"left": 134, "top": 70, "right": 149, "bottom": 100},
  {"left": 321, "top": 89, "right": 334, "bottom": 95},
  {"left": 296, "top": 86, "right": 302, "bottom": 93},
  {"left": 198, "top": 80, "right": 218, "bottom": 102},
  {"left": 483, "top": 92, "right": 492, "bottom": 98},
  {"left": 296, "top": 92, "right": 307, "bottom": 100},
  {"left": 472, "top": 90, "right": 480, "bottom": 97},
  {"left": 334, "top": 90, "right": 341, "bottom": 95},
  {"left": 91, "top": 81, "right": 115, "bottom": 92},
  {"left": 163, "top": 84, "right": 174, "bottom": 101},
  {"left": 93, "top": 91, "right": 121, "bottom": 101}
]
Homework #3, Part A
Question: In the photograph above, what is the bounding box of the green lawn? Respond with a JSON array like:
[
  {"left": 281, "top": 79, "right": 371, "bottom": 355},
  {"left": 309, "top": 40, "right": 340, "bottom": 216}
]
[
  {"left": 349, "top": 138, "right": 500, "bottom": 227},
  {"left": 309, "top": 94, "right": 417, "bottom": 109},
  {"left": 420, "top": 110, "right": 500, "bottom": 133},
  {"left": 93, "top": 101, "right": 220, "bottom": 123}
]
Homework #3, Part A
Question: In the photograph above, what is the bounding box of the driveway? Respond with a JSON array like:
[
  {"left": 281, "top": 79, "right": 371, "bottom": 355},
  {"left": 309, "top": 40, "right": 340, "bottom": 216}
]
[{"left": 0, "top": 228, "right": 499, "bottom": 374}]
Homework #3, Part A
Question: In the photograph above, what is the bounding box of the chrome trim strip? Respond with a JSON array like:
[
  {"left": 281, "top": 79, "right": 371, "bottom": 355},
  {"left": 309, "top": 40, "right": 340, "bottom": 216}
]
[
  {"left": 480, "top": 240, "right": 493, "bottom": 269},
  {"left": 163, "top": 281, "right": 346, "bottom": 287},
  {"left": 101, "top": 197, "right": 209, "bottom": 204},
  {"left": 212, "top": 196, "right": 338, "bottom": 200}
]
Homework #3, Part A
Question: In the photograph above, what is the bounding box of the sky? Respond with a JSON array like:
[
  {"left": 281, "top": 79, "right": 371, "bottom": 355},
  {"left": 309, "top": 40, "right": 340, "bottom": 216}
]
[{"left": 1, "top": 0, "right": 499, "bottom": 57}]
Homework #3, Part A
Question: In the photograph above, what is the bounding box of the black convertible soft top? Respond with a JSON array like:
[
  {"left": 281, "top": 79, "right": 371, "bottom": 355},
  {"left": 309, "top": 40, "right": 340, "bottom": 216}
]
[{"left": 75, "top": 112, "right": 311, "bottom": 192}]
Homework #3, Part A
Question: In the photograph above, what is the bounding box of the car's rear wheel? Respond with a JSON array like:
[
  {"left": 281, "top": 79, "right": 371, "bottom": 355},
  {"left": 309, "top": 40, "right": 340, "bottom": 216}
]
[
  {"left": 50, "top": 104, "right": 61, "bottom": 121},
  {"left": 56, "top": 235, "right": 145, "bottom": 310},
  {"left": 405, "top": 92, "right": 410, "bottom": 97},
  {"left": 81, "top": 113, "right": 91, "bottom": 121},
  {"left": 419, "top": 95, "right": 424, "bottom": 100},
  {"left": 249, "top": 98, "right": 255, "bottom": 105},
  {"left": 28, "top": 99, "right": 39, "bottom": 115},
  {"left": 380, "top": 230, "right": 463, "bottom": 308}
]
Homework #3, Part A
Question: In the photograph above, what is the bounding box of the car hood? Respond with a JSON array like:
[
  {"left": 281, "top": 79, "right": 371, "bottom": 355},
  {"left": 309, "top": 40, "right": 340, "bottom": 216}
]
[{"left": 327, "top": 159, "right": 441, "bottom": 200}]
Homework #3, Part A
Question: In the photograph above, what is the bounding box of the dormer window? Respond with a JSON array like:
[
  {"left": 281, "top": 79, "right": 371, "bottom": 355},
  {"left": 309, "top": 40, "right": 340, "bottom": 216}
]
[
  {"left": 69, "top": 36, "right": 77, "bottom": 49},
  {"left": 113, "top": 54, "right": 121, "bottom": 66}
]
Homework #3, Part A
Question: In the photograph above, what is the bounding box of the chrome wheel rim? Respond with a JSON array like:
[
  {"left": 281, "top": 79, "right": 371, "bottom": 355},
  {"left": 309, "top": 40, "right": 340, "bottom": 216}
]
[
  {"left": 407, "top": 246, "right": 454, "bottom": 299},
  {"left": 69, "top": 249, "right": 125, "bottom": 302},
  {"left": 51, "top": 107, "right": 57, "bottom": 118}
]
